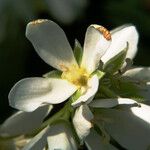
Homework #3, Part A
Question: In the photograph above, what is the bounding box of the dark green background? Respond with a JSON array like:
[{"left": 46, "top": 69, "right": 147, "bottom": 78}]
[{"left": 0, "top": 0, "right": 150, "bottom": 123}]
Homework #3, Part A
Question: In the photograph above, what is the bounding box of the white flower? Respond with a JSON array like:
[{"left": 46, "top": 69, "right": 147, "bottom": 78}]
[
  {"left": 8, "top": 19, "right": 138, "bottom": 112},
  {"left": 9, "top": 20, "right": 115, "bottom": 111},
  {"left": 6, "top": 19, "right": 150, "bottom": 149},
  {"left": 72, "top": 24, "right": 139, "bottom": 142}
]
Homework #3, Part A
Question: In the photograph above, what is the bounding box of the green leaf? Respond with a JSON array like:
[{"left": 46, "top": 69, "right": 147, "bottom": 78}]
[
  {"left": 103, "top": 42, "right": 129, "bottom": 74},
  {"left": 73, "top": 39, "right": 83, "bottom": 65},
  {"left": 43, "top": 70, "right": 62, "bottom": 78}
]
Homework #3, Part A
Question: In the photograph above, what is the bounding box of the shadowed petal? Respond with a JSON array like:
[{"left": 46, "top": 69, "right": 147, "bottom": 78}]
[
  {"left": 95, "top": 103, "right": 150, "bottom": 150},
  {"left": 85, "top": 129, "right": 118, "bottom": 150},
  {"left": 0, "top": 105, "right": 52, "bottom": 137},
  {"left": 47, "top": 122, "right": 77, "bottom": 150},
  {"left": 123, "top": 67, "right": 150, "bottom": 81},
  {"left": 90, "top": 98, "right": 137, "bottom": 108},
  {"left": 22, "top": 126, "right": 50, "bottom": 150},
  {"left": 73, "top": 105, "right": 93, "bottom": 141}
]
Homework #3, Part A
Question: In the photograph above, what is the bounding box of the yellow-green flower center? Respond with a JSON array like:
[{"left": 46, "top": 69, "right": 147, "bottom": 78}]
[{"left": 61, "top": 65, "right": 89, "bottom": 87}]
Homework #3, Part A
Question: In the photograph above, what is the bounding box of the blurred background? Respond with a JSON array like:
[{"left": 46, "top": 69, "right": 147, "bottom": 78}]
[{"left": 0, "top": 0, "right": 150, "bottom": 123}]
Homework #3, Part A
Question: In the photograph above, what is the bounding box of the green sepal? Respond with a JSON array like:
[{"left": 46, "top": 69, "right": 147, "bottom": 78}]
[
  {"left": 43, "top": 70, "right": 62, "bottom": 78},
  {"left": 71, "top": 89, "right": 82, "bottom": 103},
  {"left": 73, "top": 39, "right": 83, "bottom": 65},
  {"left": 103, "top": 42, "right": 129, "bottom": 74}
]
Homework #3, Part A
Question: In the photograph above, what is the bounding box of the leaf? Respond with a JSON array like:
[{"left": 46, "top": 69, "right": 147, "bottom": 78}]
[
  {"left": 103, "top": 42, "right": 129, "bottom": 74},
  {"left": 43, "top": 70, "right": 62, "bottom": 78},
  {"left": 73, "top": 39, "right": 83, "bottom": 65}
]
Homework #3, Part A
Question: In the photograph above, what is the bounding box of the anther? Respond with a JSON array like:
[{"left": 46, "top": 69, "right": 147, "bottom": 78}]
[{"left": 97, "top": 26, "right": 111, "bottom": 41}]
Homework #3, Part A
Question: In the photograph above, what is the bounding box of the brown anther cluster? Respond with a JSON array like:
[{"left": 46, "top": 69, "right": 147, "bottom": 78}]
[
  {"left": 30, "top": 19, "right": 48, "bottom": 25},
  {"left": 59, "top": 64, "right": 69, "bottom": 72},
  {"left": 97, "top": 26, "right": 111, "bottom": 41}
]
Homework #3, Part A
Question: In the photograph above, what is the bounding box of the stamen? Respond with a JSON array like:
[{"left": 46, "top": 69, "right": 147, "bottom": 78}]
[
  {"left": 59, "top": 64, "right": 69, "bottom": 72},
  {"left": 61, "top": 65, "right": 89, "bottom": 87},
  {"left": 29, "top": 19, "right": 48, "bottom": 25},
  {"left": 97, "top": 26, "right": 111, "bottom": 41}
]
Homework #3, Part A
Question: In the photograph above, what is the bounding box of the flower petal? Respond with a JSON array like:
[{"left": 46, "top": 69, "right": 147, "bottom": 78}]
[
  {"left": 95, "top": 103, "right": 150, "bottom": 150},
  {"left": 26, "top": 19, "right": 77, "bottom": 71},
  {"left": 89, "top": 98, "right": 138, "bottom": 108},
  {"left": 22, "top": 126, "right": 50, "bottom": 150},
  {"left": 85, "top": 129, "right": 118, "bottom": 150},
  {"left": 73, "top": 105, "right": 93, "bottom": 141},
  {"left": 131, "top": 103, "right": 150, "bottom": 124},
  {"left": 123, "top": 67, "right": 150, "bottom": 102},
  {"left": 9, "top": 77, "right": 77, "bottom": 112},
  {"left": 101, "top": 25, "right": 138, "bottom": 63},
  {"left": 72, "top": 75, "right": 99, "bottom": 107},
  {"left": 0, "top": 105, "right": 52, "bottom": 137},
  {"left": 47, "top": 122, "right": 77, "bottom": 150},
  {"left": 81, "top": 25, "right": 111, "bottom": 74},
  {"left": 123, "top": 67, "right": 150, "bottom": 81}
]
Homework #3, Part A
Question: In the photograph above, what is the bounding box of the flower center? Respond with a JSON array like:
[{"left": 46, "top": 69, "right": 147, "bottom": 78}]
[{"left": 61, "top": 65, "right": 89, "bottom": 87}]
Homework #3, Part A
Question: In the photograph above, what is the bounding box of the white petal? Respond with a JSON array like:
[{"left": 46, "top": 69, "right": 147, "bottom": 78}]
[
  {"left": 22, "top": 126, "right": 50, "bottom": 150},
  {"left": 102, "top": 25, "right": 138, "bottom": 63},
  {"left": 85, "top": 129, "right": 118, "bottom": 150},
  {"left": 73, "top": 105, "right": 93, "bottom": 141},
  {"left": 81, "top": 25, "right": 111, "bottom": 74},
  {"left": 90, "top": 98, "right": 138, "bottom": 108},
  {"left": 47, "top": 122, "right": 77, "bottom": 150},
  {"left": 72, "top": 75, "right": 99, "bottom": 107},
  {"left": 131, "top": 103, "right": 150, "bottom": 124},
  {"left": 0, "top": 105, "right": 52, "bottom": 137},
  {"left": 96, "top": 103, "right": 150, "bottom": 150},
  {"left": 9, "top": 77, "right": 77, "bottom": 112},
  {"left": 26, "top": 19, "right": 77, "bottom": 71},
  {"left": 123, "top": 67, "right": 150, "bottom": 81}
]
